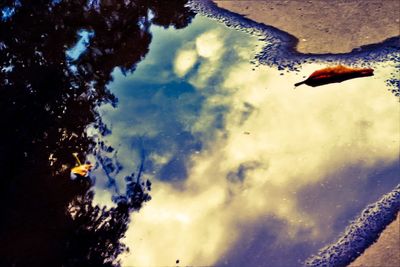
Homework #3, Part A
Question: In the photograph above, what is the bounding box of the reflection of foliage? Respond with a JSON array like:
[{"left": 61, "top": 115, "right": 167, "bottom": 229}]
[
  {"left": 149, "top": 0, "right": 196, "bottom": 29},
  {"left": 0, "top": 0, "right": 194, "bottom": 266},
  {"left": 67, "top": 191, "right": 130, "bottom": 267},
  {"left": 66, "top": 172, "right": 151, "bottom": 267}
]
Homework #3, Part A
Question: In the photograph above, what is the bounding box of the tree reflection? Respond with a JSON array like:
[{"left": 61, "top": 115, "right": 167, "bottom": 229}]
[{"left": 0, "top": 1, "right": 194, "bottom": 266}]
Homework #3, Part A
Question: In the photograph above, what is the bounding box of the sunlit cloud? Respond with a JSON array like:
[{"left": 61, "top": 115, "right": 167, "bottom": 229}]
[
  {"left": 195, "top": 29, "right": 224, "bottom": 59},
  {"left": 174, "top": 49, "right": 198, "bottom": 77}
]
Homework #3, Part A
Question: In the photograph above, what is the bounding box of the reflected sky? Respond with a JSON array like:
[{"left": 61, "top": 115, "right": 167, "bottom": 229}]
[
  {"left": 89, "top": 15, "right": 399, "bottom": 267},
  {"left": 66, "top": 29, "right": 94, "bottom": 61}
]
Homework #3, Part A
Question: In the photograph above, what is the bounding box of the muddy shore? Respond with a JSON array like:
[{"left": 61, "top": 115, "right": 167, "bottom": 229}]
[
  {"left": 213, "top": 0, "right": 400, "bottom": 54},
  {"left": 349, "top": 213, "right": 400, "bottom": 267}
]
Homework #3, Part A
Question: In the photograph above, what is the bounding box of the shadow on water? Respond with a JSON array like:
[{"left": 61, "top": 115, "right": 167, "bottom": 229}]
[{"left": 0, "top": 0, "right": 194, "bottom": 266}]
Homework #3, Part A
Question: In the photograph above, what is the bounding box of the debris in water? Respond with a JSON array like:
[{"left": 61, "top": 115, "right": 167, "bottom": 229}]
[
  {"left": 295, "top": 65, "right": 374, "bottom": 87},
  {"left": 70, "top": 152, "right": 92, "bottom": 178},
  {"left": 71, "top": 164, "right": 92, "bottom": 177}
]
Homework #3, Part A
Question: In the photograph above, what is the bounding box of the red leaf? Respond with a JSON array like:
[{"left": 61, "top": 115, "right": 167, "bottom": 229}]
[{"left": 295, "top": 65, "right": 374, "bottom": 87}]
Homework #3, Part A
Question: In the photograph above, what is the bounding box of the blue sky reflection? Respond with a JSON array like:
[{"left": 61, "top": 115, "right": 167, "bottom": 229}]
[{"left": 66, "top": 29, "right": 94, "bottom": 61}]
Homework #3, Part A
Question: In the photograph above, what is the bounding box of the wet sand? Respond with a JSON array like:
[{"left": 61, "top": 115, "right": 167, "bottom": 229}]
[{"left": 213, "top": 0, "right": 400, "bottom": 54}]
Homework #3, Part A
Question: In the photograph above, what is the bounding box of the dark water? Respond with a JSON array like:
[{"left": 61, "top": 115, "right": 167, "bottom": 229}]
[
  {"left": 0, "top": 1, "right": 194, "bottom": 266},
  {"left": 0, "top": 1, "right": 399, "bottom": 267}
]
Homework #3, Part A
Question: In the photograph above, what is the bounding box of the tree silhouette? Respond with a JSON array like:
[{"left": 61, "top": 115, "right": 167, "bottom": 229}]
[{"left": 0, "top": 1, "right": 195, "bottom": 266}]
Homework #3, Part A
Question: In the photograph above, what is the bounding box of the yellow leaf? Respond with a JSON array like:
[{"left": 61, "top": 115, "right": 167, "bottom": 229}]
[{"left": 71, "top": 164, "right": 93, "bottom": 177}]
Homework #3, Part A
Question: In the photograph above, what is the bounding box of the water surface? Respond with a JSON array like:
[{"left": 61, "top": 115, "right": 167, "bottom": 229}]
[
  {"left": 89, "top": 15, "right": 400, "bottom": 267},
  {"left": 1, "top": 1, "right": 398, "bottom": 266}
]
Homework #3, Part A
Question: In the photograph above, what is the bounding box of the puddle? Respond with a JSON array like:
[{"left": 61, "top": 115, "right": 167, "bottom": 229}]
[
  {"left": 1, "top": 1, "right": 399, "bottom": 267},
  {"left": 89, "top": 15, "right": 399, "bottom": 267}
]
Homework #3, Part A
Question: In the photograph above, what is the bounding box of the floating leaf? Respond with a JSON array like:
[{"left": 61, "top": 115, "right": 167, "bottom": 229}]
[
  {"left": 71, "top": 164, "right": 93, "bottom": 177},
  {"left": 295, "top": 65, "right": 374, "bottom": 87},
  {"left": 71, "top": 152, "right": 92, "bottom": 177}
]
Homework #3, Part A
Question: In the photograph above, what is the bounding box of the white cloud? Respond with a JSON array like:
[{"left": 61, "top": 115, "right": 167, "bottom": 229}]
[
  {"left": 195, "top": 29, "right": 224, "bottom": 59},
  {"left": 174, "top": 49, "right": 198, "bottom": 77}
]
